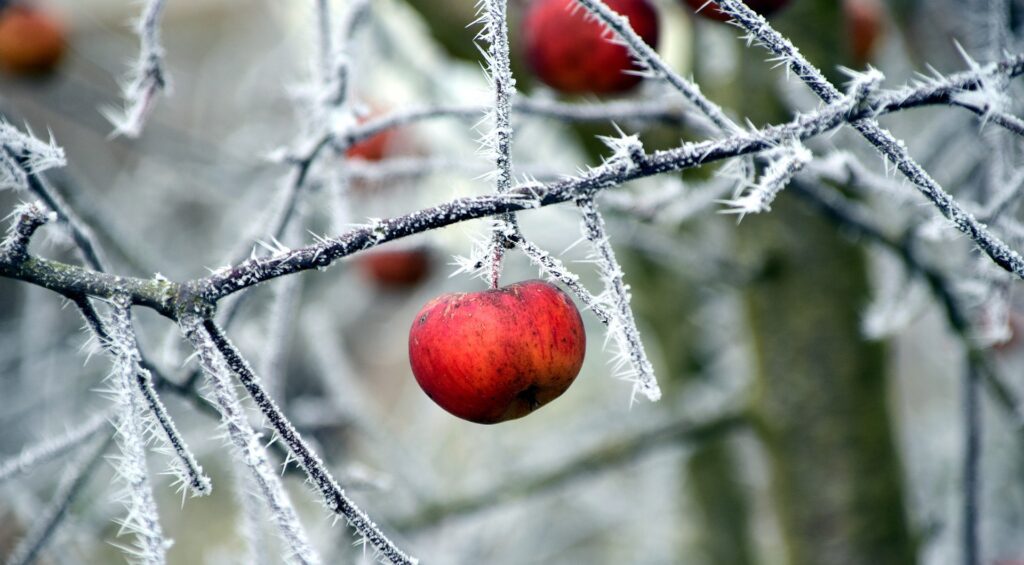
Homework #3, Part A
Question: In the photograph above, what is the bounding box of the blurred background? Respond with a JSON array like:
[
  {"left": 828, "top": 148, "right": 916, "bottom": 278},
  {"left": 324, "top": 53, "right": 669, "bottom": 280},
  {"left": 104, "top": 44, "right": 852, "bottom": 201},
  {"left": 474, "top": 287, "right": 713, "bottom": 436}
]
[{"left": 1, "top": 0, "right": 1024, "bottom": 563}]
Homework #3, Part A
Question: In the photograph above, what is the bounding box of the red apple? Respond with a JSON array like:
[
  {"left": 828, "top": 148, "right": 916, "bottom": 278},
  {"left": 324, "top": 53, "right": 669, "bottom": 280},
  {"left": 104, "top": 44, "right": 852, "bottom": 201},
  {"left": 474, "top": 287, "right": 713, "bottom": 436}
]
[
  {"left": 359, "top": 248, "right": 431, "bottom": 289},
  {"left": 843, "top": 0, "right": 884, "bottom": 67},
  {"left": 522, "top": 0, "right": 660, "bottom": 94},
  {"left": 682, "top": 0, "right": 790, "bottom": 23},
  {"left": 0, "top": 4, "right": 65, "bottom": 76},
  {"left": 408, "top": 280, "right": 586, "bottom": 424}
]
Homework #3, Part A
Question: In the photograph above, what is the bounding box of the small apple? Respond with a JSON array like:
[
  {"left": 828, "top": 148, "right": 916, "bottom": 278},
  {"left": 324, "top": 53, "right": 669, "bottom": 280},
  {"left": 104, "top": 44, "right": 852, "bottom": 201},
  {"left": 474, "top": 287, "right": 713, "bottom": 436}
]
[
  {"left": 0, "top": 4, "right": 65, "bottom": 76},
  {"left": 843, "top": 0, "right": 884, "bottom": 67},
  {"left": 358, "top": 247, "right": 431, "bottom": 289},
  {"left": 522, "top": 0, "right": 660, "bottom": 94},
  {"left": 682, "top": 0, "right": 790, "bottom": 23},
  {"left": 408, "top": 280, "right": 586, "bottom": 424}
]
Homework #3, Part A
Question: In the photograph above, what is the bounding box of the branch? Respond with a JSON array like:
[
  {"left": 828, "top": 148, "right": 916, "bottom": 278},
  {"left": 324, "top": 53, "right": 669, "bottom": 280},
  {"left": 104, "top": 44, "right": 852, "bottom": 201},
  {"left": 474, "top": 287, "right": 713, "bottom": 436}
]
[
  {"left": 714, "top": 0, "right": 1024, "bottom": 279},
  {"left": 202, "top": 320, "right": 417, "bottom": 565},
  {"left": 4, "top": 56, "right": 1024, "bottom": 313},
  {"left": 179, "top": 315, "right": 321, "bottom": 565},
  {"left": 579, "top": 197, "right": 660, "bottom": 402},
  {"left": 107, "top": 299, "right": 169, "bottom": 565}
]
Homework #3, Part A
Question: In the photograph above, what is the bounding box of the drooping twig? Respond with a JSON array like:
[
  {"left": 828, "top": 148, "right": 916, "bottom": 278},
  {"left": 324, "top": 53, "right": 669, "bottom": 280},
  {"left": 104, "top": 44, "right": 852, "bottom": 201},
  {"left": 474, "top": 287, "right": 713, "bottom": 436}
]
[
  {"left": 179, "top": 315, "right": 321, "bottom": 565},
  {"left": 107, "top": 299, "right": 170, "bottom": 565},
  {"left": 201, "top": 320, "right": 417, "bottom": 565},
  {"left": 578, "top": 196, "right": 660, "bottom": 402}
]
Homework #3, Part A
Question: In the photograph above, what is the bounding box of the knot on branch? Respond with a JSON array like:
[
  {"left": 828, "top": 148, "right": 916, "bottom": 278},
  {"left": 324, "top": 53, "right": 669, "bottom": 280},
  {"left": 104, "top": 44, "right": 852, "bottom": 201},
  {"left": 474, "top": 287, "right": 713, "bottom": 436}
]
[{"left": 173, "top": 282, "right": 218, "bottom": 322}]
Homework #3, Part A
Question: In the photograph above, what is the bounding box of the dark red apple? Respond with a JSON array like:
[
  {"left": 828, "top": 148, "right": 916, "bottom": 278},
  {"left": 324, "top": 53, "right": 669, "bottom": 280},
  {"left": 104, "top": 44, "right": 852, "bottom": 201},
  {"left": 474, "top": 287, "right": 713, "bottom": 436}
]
[
  {"left": 408, "top": 280, "right": 586, "bottom": 424},
  {"left": 0, "top": 4, "right": 65, "bottom": 75},
  {"left": 359, "top": 248, "right": 431, "bottom": 289},
  {"left": 522, "top": 0, "right": 660, "bottom": 94},
  {"left": 843, "top": 0, "right": 884, "bottom": 67},
  {"left": 682, "top": 0, "right": 790, "bottom": 23}
]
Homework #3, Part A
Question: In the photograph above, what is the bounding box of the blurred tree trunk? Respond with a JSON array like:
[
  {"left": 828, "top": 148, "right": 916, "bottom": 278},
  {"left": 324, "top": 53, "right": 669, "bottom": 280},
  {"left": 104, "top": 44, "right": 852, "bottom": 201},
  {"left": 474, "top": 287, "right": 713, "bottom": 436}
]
[
  {"left": 627, "top": 252, "right": 755, "bottom": 565},
  {"left": 733, "top": 1, "right": 917, "bottom": 563}
]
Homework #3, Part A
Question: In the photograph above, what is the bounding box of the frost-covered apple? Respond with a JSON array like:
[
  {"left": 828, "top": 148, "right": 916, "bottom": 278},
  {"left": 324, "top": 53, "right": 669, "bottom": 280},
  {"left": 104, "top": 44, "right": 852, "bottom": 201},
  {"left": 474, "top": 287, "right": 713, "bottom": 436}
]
[
  {"left": 682, "top": 0, "right": 790, "bottom": 23},
  {"left": 408, "top": 280, "right": 586, "bottom": 424},
  {"left": 522, "top": 0, "right": 659, "bottom": 94},
  {"left": 0, "top": 4, "right": 65, "bottom": 75}
]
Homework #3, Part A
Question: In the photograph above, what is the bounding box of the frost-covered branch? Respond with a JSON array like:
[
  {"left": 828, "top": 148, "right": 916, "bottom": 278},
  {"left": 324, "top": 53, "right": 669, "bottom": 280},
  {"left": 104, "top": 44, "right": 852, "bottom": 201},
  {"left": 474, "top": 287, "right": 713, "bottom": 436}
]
[
  {"left": 105, "top": 0, "right": 170, "bottom": 138},
  {"left": 578, "top": 197, "right": 660, "bottom": 402},
  {"left": 6, "top": 55, "right": 1024, "bottom": 312},
  {"left": 202, "top": 320, "right": 418, "bottom": 565},
  {"left": 517, "top": 238, "right": 612, "bottom": 324},
  {"left": 713, "top": 0, "right": 1024, "bottom": 280},
  {"left": 719, "top": 143, "right": 811, "bottom": 218},
  {"left": 107, "top": 299, "right": 169, "bottom": 565},
  {"left": 179, "top": 315, "right": 321, "bottom": 565},
  {"left": 574, "top": 0, "right": 742, "bottom": 137}
]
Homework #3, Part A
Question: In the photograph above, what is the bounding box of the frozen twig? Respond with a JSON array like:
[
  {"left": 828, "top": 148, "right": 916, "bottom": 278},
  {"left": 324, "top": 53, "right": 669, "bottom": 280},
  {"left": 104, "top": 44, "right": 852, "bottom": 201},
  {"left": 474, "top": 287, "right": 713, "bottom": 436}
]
[
  {"left": 180, "top": 315, "right": 321, "bottom": 565},
  {"left": 719, "top": 143, "right": 811, "bottom": 218},
  {"left": 476, "top": 0, "right": 519, "bottom": 288},
  {"left": 202, "top": 320, "right": 417, "bottom": 565},
  {"left": 518, "top": 238, "right": 611, "bottom": 324},
  {"left": 105, "top": 0, "right": 170, "bottom": 138},
  {"left": 578, "top": 197, "right": 660, "bottom": 402},
  {"left": 107, "top": 299, "right": 170, "bottom": 565},
  {"left": 0, "top": 409, "right": 110, "bottom": 485},
  {"left": 0, "top": 123, "right": 65, "bottom": 191}
]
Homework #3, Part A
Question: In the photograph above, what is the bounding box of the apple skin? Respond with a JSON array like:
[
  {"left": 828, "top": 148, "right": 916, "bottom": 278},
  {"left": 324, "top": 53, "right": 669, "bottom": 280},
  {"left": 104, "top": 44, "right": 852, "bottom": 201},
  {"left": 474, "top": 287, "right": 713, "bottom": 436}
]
[
  {"left": 682, "top": 0, "right": 790, "bottom": 23},
  {"left": 522, "top": 0, "right": 659, "bottom": 95},
  {"left": 0, "top": 5, "right": 65, "bottom": 76},
  {"left": 408, "top": 280, "right": 586, "bottom": 424},
  {"left": 359, "top": 248, "right": 431, "bottom": 289}
]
